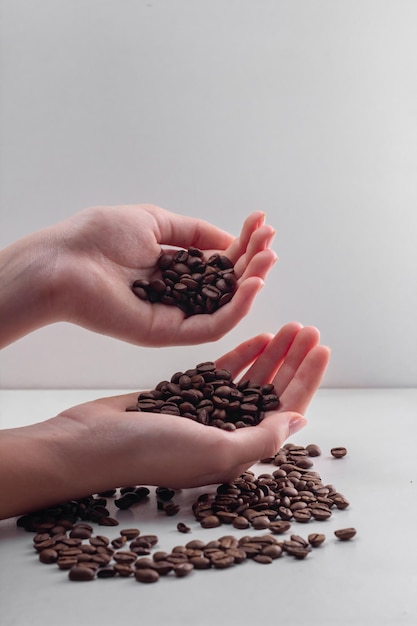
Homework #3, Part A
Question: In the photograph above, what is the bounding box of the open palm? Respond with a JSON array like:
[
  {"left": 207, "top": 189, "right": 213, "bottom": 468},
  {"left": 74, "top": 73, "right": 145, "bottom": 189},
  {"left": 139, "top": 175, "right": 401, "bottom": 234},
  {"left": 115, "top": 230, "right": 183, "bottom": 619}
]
[
  {"left": 55, "top": 323, "right": 330, "bottom": 494},
  {"left": 56, "top": 204, "right": 277, "bottom": 346}
]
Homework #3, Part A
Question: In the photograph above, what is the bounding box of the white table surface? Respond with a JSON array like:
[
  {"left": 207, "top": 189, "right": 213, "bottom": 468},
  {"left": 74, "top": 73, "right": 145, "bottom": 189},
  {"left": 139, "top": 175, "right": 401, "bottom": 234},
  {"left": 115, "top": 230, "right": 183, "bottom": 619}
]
[{"left": 0, "top": 388, "right": 416, "bottom": 626}]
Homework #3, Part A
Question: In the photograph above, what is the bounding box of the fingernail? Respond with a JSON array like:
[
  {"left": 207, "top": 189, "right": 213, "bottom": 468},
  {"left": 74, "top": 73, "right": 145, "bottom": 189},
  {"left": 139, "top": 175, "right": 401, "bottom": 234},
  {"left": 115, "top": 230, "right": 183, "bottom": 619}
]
[{"left": 288, "top": 416, "right": 307, "bottom": 436}]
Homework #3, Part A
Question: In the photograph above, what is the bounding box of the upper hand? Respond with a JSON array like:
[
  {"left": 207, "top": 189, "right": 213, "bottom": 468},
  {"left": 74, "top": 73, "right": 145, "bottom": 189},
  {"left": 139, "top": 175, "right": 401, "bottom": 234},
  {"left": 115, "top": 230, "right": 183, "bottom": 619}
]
[{"left": 53, "top": 204, "right": 277, "bottom": 346}]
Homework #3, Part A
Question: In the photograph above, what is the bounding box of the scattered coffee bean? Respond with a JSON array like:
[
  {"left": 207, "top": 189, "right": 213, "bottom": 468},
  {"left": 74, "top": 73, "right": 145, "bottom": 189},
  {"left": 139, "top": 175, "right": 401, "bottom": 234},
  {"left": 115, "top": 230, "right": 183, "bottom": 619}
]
[
  {"left": 39, "top": 548, "right": 58, "bottom": 564},
  {"left": 308, "top": 533, "right": 326, "bottom": 547},
  {"left": 177, "top": 522, "right": 191, "bottom": 533},
  {"left": 306, "top": 444, "right": 322, "bottom": 457},
  {"left": 69, "top": 565, "right": 95, "bottom": 581},
  {"left": 134, "top": 568, "right": 160, "bottom": 583},
  {"left": 331, "top": 447, "right": 347, "bottom": 458},
  {"left": 119, "top": 528, "right": 140, "bottom": 540},
  {"left": 334, "top": 528, "right": 357, "bottom": 541}
]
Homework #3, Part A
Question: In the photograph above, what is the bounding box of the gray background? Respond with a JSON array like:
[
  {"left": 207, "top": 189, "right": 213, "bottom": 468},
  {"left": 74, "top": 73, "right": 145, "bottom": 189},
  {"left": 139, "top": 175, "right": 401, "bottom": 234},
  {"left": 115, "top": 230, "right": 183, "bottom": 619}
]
[{"left": 1, "top": 0, "right": 416, "bottom": 389}]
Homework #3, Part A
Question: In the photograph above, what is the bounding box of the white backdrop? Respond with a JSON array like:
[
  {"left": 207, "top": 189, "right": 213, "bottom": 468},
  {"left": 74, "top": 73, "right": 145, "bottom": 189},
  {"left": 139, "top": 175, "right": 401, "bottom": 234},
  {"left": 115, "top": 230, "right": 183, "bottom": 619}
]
[{"left": 1, "top": 0, "right": 416, "bottom": 389}]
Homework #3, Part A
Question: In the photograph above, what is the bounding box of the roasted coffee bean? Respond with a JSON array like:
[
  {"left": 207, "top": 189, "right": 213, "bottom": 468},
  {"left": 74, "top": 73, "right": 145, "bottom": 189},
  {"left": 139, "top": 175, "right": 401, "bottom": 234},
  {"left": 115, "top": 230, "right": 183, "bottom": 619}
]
[
  {"left": 200, "top": 515, "right": 221, "bottom": 529},
  {"left": 306, "top": 443, "right": 321, "bottom": 457},
  {"left": 135, "top": 568, "right": 160, "bottom": 583},
  {"left": 177, "top": 522, "right": 191, "bottom": 533},
  {"left": 113, "top": 551, "right": 138, "bottom": 564},
  {"left": 189, "top": 556, "right": 211, "bottom": 569},
  {"left": 211, "top": 554, "right": 235, "bottom": 569},
  {"left": 334, "top": 527, "right": 357, "bottom": 541},
  {"left": 57, "top": 556, "right": 78, "bottom": 570},
  {"left": 331, "top": 447, "right": 347, "bottom": 458},
  {"left": 39, "top": 548, "right": 58, "bottom": 564},
  {"left": 131, "top": 364, "right": 279, "bottom": 430},
  {"left": 132, "top": 248, "right": 237, "bottom": 316},
  {"left": 152, "top": 561, "right": 173, "bottom": 576},
  {"left": 69, "top": 565, "right": 95, "bottom": 581},
  {"left": 269, "top": 520, "right": 291, "bottom": 534},
  {"left": 69, "top": 526, "right": 92, "bottom": 540},
  {"left": 98, "top": 516, "right": 119, "bottom": 527},
  {"left": 308, "top": 533, "right": 326, "bottom": 547},
  {"left": 120, "top": 528, "right": 140, "bottom": 540},
  {"left": 97, "top": 567, "right": 117, "bottom": 579},
  {"left": 114, "top": 563, "right": 134, "bottom": 577},
  {"left": 261, "top": 544, "right": 283, "bottom": 559},
  {"left": 232, "top": 516, "right": 250, "bottom": 530},
  {"left": 163, "top": 502, "right": 181, "bottom": 516},
  {"left": 89, "top": 535, "right": 110, "bottom": 548},
  {"left": 173, "top": 562, "right": 194, "bottom": 578},
  {"left": 252, "top": 554, "right": 273, "bottom": 564}
]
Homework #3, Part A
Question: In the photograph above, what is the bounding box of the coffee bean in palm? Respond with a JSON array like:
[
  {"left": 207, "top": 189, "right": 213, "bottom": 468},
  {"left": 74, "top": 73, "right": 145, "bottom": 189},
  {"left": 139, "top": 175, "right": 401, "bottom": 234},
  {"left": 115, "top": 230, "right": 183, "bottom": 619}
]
[
  {"left": 132, "top": 248, "right": 237, "bottom": 316},
  {"left": 130, "top": 362, "right": 279, "bottom": 430}
]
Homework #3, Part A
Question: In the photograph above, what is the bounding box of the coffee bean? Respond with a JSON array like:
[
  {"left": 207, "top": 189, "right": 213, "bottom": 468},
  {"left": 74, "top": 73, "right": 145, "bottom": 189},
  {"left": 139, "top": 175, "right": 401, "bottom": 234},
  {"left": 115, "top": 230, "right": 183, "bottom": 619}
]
[
  {"left": 69, "top": 565, "right": 95, "bottom": 581},
  {"left": 132, "top": 248, "right": 237, "bottom": 316},
  {"left": 200, "top": 515, "right": 221, "bottom": 529},
  {"left": 334, "top": 528, "right": 357, "bottom": 541},
  {"left": 135, "top": 568, "right": 160, "bottom": 583},
  {"left": 173, "top": 562, "right": 194, "bottom": 578},
  {"left": 177, "top": 522, "right": 191, "bottom": 533},
  {"left": 331, "top": 447, "right": 347, "bottom": 458},
  {"left": 120, "top": 528, "right": 140, "bottom": 540},
  {"left": 114, "top": 563, "right": 134, "bottom": 577},
  {"left": 39, "top": 548, "right": 58, "bottom": 564},
  {"left": 232, "top": 516, "right": 250, "bottom": 530},
  {"left": 308, "top": 533, "right": 326, "bottom": 547},
  {"left": 189, "top": 556, "right": 211, "bottom": 569},
  {"left": 261, "top": 544, "right": 283, "bottom": 559},
  {"left": 110, "top": 538, "right": 126, "bottom": 550},
  {"left": 252, "top": 554, "right": 273, "bottom": 564},
  {"left": 97, "top": 567, "right": 117, "bottom": 578},
  {"left": 306, "top": 443, "right": 321, "bottom": 457}
]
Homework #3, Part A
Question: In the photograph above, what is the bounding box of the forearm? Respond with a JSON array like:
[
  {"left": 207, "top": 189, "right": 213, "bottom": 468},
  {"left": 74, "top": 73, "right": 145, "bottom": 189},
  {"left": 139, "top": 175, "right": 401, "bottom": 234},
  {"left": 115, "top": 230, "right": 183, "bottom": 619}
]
[
  {"left": 0, "top": 228, "right": 63, "bottom": 348},
  {"left": 0, "top": 417, "right": 116, "bottom": 520}
]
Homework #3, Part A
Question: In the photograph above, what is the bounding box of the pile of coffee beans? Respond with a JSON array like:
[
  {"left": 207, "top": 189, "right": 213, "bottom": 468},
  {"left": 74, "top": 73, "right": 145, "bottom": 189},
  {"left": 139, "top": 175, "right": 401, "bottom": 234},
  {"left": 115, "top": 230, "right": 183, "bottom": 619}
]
[
  {"left": 132, "top": 248, "right": 237, "bottom": 317},
  {"left": 16, "top": 441, "right": 355, "bottom": 584},
  {"left": 126, "top": 361, "right": 280, "bottom": 430},
  {"left": 191, "top": 442, "right": 350, "bottom": 530},
  {"left": 31, "top": 521, "right": 356, "bottom": 583}
]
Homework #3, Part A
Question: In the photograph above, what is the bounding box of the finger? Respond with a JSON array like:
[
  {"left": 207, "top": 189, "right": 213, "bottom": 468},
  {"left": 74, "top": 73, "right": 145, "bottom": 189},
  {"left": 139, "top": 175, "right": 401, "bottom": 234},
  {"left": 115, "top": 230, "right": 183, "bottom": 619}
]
[
  {"left": 241, "top": 322, "right": 304, "bottom": 384},
  {"left": 278, "top": 344, "right": 331, "bottom": 415},
  {"left": 224, "top": 212, "right": 266, "bottom": 262},
  {"left": 233, "top": 225, "right": 277, "bottom": 277},
  {"left": 155, "top": 208, "right": 234, "bottom": 251},
  {"left": 215, "top": 333, "right": 274, "bottom": 378},
  {"left": 236, "top": 248, "right": 278, "bottom": 283},
  {"left": 227, "top": 411, "right": 306, "bottom": 467},
  {"left": 271, "top": 326, "right": 321, "bottom": 396}
]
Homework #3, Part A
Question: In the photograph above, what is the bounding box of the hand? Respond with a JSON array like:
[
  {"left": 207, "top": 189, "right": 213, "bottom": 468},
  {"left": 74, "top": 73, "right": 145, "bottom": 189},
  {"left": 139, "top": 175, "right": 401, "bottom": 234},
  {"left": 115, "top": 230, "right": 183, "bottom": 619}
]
[
  {"left": 0, "top": 323, "right": 329, "bottom": 518},
  {"left": 55, "top": 204, "right": 277, "bottom": 346},
  {"left": 0, "top": 205, "right": 276, "bottom": 348}
]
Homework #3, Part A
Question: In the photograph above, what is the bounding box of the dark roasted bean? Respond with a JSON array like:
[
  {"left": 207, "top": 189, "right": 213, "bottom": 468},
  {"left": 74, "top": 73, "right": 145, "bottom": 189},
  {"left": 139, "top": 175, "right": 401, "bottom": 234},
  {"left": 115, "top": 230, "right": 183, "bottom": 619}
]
[
  {"left": 69, "top": 565, "right": 95, "bottom": 581},
  {"left": 135, "top": 568, "right": 159, "bottom": 583},
  {"left": 334, "top": 527, "right": 357, "bottom": 540},
  {"left": 331, "top": 447, "right": 347, "bottom": 458}
]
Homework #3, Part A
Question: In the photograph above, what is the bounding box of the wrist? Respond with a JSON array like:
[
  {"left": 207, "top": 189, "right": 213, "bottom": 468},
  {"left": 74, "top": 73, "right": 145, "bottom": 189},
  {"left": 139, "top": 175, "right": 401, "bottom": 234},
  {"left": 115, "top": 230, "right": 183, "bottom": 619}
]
[{"left": 0, "top": 226, "right": 64, "bottom": 347}]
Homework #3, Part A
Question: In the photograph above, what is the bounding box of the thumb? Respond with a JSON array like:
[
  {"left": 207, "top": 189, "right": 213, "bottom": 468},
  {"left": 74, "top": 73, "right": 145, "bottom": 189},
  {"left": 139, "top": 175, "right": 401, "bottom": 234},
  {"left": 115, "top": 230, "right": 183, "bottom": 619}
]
[{"left": 231, "top": 412, "right": 307, "bottom": 465}]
